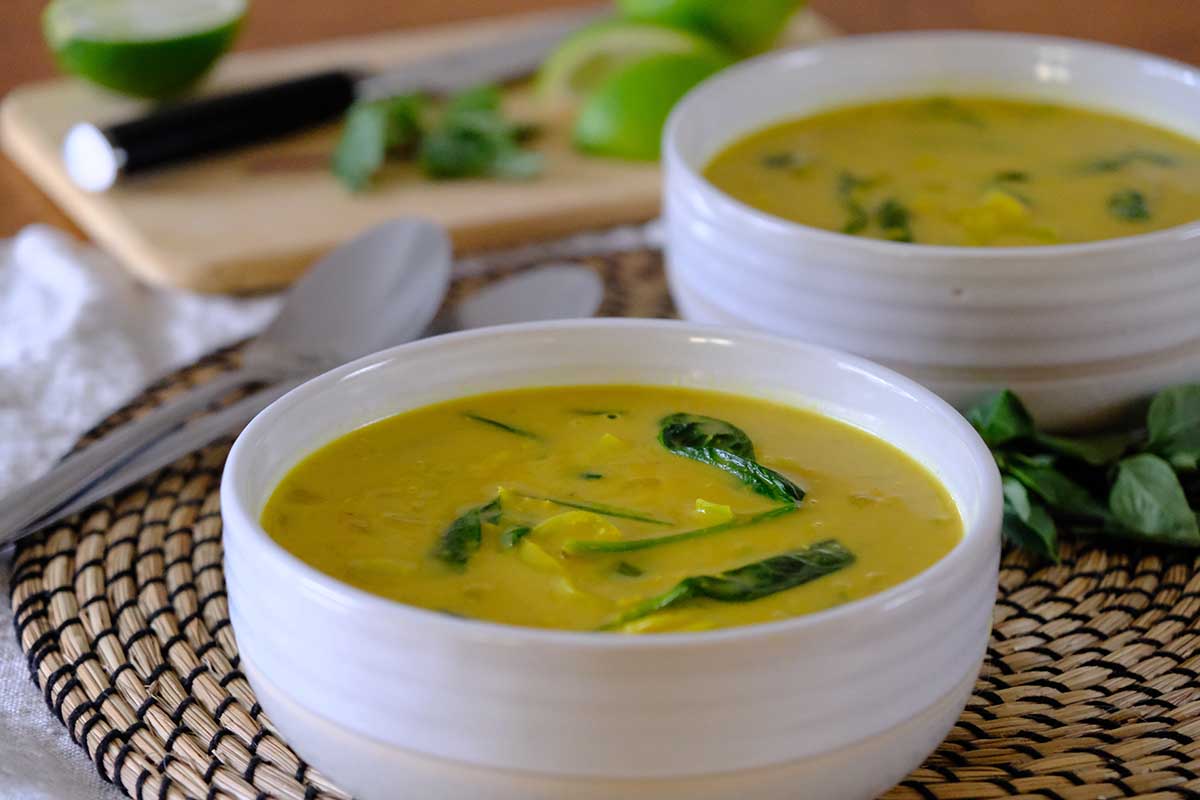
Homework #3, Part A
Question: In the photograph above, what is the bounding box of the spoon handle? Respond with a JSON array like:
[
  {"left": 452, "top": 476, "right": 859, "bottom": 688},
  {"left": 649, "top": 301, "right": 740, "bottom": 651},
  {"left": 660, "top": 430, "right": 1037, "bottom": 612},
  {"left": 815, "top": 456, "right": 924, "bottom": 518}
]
[
  {"left": 3, "top": 379, "right": 302, "bottom": 546},
  {"left": 0, "top": 365, "right": 267, "bottom": 543}
]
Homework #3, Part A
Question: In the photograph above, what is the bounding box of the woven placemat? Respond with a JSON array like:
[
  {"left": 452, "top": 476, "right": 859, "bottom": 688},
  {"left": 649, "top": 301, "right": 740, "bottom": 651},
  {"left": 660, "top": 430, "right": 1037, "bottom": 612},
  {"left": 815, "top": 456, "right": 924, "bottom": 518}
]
[{"left": 10, "top": 249, "right": 1200, "bottom": 800}]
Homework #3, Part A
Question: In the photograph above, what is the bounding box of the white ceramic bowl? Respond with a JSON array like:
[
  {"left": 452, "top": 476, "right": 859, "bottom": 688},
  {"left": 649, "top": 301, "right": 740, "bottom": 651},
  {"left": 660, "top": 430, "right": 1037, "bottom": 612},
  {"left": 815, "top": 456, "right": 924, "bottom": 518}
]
[
  {"left": 222, "top": 320, "right": 1002, "bottom": 800},
  {"left": 664, "top": 32, "right": 1200, "bottom": 430}
]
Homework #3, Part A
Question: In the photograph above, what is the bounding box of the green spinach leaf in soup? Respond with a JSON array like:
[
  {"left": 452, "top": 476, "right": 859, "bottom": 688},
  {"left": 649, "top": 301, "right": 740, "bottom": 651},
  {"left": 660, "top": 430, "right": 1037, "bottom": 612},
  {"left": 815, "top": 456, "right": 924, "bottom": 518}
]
[
  {"left": 601, "top": 540, "right": 855, "bottom": 630},
  {"left": 434, "top": 498, "right": 502, "bottom": 569},
  {"left": 1108, "top": 189, "right": 1150, "bottom": 221},
  {"left": 659, "top": 414, "right": 804, "bottom": 504}
]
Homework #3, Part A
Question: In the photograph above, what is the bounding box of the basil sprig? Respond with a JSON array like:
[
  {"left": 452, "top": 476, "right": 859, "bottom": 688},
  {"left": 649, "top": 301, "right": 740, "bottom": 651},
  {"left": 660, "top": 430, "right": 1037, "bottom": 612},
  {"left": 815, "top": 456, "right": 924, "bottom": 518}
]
[{"left": 966, "top": 387, "right": 1200, "bottom": 561}]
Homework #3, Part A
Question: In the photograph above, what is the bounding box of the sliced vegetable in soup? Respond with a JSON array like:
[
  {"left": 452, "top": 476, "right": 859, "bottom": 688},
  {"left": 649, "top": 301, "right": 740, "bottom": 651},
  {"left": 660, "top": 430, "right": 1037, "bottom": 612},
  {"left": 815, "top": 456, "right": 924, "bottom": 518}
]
[
  {"left": 703, "top": 96, "right": 1200, "bottom": 246},
  {"left": 261, "top": 386, "right": 961, "bottom": 633}
]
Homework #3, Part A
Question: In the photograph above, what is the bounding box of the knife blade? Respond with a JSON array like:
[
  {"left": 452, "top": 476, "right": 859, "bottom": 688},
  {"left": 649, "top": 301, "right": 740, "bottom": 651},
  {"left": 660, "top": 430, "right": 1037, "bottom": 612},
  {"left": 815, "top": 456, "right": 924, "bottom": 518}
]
[{"left": 62, "top": 6, "right": 606, "bottom": 193}]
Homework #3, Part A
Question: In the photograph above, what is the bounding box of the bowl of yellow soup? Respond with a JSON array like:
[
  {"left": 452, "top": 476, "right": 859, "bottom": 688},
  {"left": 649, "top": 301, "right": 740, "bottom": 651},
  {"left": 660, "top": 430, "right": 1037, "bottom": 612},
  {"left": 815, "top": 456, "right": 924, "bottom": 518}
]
[
  {"left": 221, "top": 319, "right": 1001, "bottom": 800},
  {"left": 663, "top": 32, "right": 1200, "bottom": 429}
]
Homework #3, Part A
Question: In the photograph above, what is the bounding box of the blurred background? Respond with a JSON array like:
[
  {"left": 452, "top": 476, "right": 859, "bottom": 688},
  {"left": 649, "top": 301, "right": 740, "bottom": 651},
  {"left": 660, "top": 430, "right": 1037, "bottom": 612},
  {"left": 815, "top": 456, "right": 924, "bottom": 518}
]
[{"left": 3, "top": 0, "right": 1197, "bottom": 236}]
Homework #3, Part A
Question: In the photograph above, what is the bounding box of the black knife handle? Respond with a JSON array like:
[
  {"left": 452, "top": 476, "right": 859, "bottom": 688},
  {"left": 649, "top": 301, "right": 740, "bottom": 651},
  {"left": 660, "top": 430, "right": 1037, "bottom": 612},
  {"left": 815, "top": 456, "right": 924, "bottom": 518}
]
[{"left": 63, "top": 69, "right": 360, "bottom": 191}]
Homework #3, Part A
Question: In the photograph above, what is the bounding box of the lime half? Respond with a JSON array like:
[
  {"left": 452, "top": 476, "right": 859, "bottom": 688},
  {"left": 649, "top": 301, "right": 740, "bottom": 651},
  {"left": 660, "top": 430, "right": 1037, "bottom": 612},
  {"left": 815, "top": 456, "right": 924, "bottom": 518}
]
[
  {"left": 44, "top": 0, "right": 245, "bottom": 99},
  {"left": 536, "top": 19, "right": 729, "bottom": 111},
  {"left": 616, "top": 0, "right": 803, "bottom": 55},
  {"left": 573, "top": 50, "right": 731, "bottom": 160}
]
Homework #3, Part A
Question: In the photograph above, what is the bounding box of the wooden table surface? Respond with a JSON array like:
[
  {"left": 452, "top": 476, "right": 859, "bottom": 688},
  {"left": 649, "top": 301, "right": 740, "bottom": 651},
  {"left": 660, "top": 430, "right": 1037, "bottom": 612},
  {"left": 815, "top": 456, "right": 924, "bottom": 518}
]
[{"left": 3, "top": 0, "right": 1197, "bottom": 239}]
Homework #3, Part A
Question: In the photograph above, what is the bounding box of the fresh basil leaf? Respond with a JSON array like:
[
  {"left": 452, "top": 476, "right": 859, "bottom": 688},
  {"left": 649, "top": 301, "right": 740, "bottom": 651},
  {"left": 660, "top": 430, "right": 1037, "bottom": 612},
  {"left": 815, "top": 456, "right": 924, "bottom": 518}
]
[
  {"left": 966, "top": 389, "right": 1035, "bottom": 447},
  {"left": 600, "top": 540, "right": 854, "bottom": 630},
  {"left": 659, "top": 414, "right": 756, "bottom": 460},
  {"left": 433, "top": 498, "right": 501, "bottom": 568},
  {"left": 1002, "top": 477, "right": 1059, "bottom": 562},
  {"left": 1108, "top": 454, "right": 1200, "bottom": 545},
  {"left": 1148, "top": 384, "right": 1200, "bottom": 470},
  {"left": 1108, "top": 189, "right": 1150, "bottom": 221},
  {"left": 1008, "top": 462, "right": 1109, "bottom": 520},
  {"left": 1033, "top": 431, "right": 1132, "bottom": 467}
]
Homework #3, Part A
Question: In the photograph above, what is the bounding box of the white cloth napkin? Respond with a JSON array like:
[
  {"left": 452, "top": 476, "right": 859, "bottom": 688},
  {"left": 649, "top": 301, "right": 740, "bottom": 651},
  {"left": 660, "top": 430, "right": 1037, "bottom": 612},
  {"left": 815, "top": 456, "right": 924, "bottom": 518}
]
[{"left": 0, "top": 226, "right": 279, "bottom": 799}]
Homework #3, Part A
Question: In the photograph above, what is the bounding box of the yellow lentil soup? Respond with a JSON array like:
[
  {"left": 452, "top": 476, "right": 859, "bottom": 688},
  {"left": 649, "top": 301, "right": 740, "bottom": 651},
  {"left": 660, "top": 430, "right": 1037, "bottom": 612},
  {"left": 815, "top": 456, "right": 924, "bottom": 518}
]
[
  {"left": 703, "top": 96, "right": 1200, "bottom": 246},
  {"left": 261, "top": 386, "right": 961, "bottom": 633}
]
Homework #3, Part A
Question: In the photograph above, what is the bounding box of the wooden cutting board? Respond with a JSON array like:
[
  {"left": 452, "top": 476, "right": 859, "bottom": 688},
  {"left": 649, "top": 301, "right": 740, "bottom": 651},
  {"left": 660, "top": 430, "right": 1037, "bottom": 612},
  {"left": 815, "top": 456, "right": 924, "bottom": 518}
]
[{"left": 0, "top": 7, "right": 838, "bottom": 293}]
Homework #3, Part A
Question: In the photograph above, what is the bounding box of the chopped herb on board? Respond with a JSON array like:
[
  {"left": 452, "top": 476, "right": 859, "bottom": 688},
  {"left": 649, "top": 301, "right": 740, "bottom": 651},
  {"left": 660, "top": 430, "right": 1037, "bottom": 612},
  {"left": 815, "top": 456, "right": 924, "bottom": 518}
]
[
  {"left": 332, "top": 84, "right": 542, "bottom": 191},
  {"left": 965, "top": 386, "right": 1200, "bottom": 562}
]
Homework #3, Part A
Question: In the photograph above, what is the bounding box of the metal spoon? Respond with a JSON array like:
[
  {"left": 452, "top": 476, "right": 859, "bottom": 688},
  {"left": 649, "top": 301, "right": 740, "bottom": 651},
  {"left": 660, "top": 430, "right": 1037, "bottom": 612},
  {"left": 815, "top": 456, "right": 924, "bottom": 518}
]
[
  {"left": 1, "top": 252, "right": 605, "bottom": 545},
  {"left": 0, "top": 218, "right": 453, "bottom": 545}
]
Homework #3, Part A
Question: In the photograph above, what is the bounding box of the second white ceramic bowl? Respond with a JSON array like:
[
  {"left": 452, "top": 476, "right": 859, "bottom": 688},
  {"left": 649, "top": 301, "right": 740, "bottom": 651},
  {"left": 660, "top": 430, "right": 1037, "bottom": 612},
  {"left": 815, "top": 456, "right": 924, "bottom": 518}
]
[
  {"left": 664, "top": 32, "right": 1200, "bottom": 429},
  {"left": 221, "top": 320, "right": 1002, "bottom": 799}
]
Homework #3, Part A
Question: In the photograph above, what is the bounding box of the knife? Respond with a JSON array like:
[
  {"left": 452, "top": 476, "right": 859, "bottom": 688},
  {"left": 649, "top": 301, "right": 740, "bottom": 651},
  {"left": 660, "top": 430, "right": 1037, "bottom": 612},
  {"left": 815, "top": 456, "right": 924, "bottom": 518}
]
[{"left": 61, "top": 7, "right": 605, "bottom": 193}]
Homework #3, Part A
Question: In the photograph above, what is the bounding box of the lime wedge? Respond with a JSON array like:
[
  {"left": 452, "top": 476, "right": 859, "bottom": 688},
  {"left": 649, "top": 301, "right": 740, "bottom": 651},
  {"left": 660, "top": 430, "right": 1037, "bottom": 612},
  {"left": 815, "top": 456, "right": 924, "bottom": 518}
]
[
  {"left": 573, "top": 50, "right": 731, "bottom": 160},
  {"left": 616, "top": 0, "right": 804, "bottom": 55},
  {"left": 536, "top": 19, "right": 729, "bottom": 110},
  {"left": 43, "top": 0, "right": 245, "bottom": 99}
]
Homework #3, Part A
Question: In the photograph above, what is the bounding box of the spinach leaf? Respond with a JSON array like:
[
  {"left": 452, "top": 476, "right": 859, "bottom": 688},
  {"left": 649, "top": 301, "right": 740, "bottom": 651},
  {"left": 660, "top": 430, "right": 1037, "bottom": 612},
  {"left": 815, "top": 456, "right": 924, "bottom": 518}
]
[
  {"left": 522, "top": 494, "right": 670, "bottom": 525},
  {"left": 499, "top": 526, "right": 532, "bottom": 550},
  {"left": 1081, "top": 150, "right": 1176, "bottom": 173},
  {"left": 601, "top": 540, "right": 854, "bottom": 630},
  {"left": 659, "top": 413, "right": 756, "bottom": 459},
  {"left": 580, "top": 472, "right": 605, "bottom": 480},
  {"left": 994, "top": 170, "right": 1030, "bottom": 183},
  {"left": 463, "top": 412, "right": 539, "bottom": 440},
  {"left": 1007, "top": 460, "right": 1110, "bottom": 520},
  {"left": 875, "top": 198, "right": 914, "bottom": 243},
  {"left": 659, "top": 414, "right": 803, "bottom": 504},
  {"left": 1108, "top": 189, "right": 1150, "bottom": 221},
  {"left": 564, "top": 506, "right": 795, "bottom": 555},
  {"left": 1002, "top": 477, "right": 1059, "bottom": 562},
  {"left": 433, "top": 498, "right": 501, "bottom": 568},
  {"left": 966, "top": 389, "right": 1035, "bottom": 447},
  {"left": 1108, "top": 454, "right": 1200, "bottom": 545},
  {"left": 1147, "top": 384, "right": 1200, "bottom": 470}
]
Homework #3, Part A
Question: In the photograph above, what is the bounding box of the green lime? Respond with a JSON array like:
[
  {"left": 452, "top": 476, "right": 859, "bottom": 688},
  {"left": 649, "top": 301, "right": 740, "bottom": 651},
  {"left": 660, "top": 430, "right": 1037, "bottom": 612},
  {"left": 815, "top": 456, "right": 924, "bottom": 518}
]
[
  {"left": 616, "top": 0, "right": 803, "bottom": 55},
  {"left": 536, "top": 19, "right": 730, "bottom": 110},
  {"left": 43, "top": 0, "right": 245, "bottom": 99},
  {"left": 573, "top": 50, "right": 731, "bottom": 160}
]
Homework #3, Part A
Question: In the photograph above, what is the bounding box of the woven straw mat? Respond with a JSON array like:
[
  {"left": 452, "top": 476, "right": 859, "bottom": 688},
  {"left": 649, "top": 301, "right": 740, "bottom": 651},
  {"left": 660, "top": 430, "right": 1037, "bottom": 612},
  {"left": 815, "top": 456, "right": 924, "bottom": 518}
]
[{"left": 9, "top": 249, "right": 1200, "bottom": 800}]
